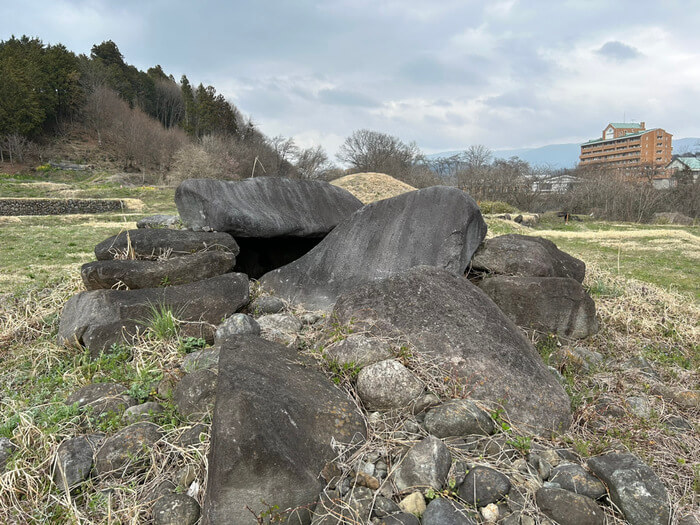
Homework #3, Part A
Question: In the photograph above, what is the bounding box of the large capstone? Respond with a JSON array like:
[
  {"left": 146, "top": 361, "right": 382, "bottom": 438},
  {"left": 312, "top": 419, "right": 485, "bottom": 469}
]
[
  {"left": 331, "top": 266, "right": 572, "bottom": 435},
  {"left": 203, "top": 335, "right": 366, "bottom": 525},
  {"left": 260, "top": 186, "right": 487, "bottom": 310},
  {"left": 470, "top": 234, "right": 586, "bottom": 282},
  {"left": 94, "top": 229, "right": 238, "bottom": 261},
  {"left": 58, "top": 273, "right": 249, "bottom": 356}
]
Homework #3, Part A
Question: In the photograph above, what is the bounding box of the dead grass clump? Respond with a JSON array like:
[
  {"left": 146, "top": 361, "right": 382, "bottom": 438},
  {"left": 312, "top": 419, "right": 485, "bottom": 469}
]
[{"left": 330, "top": 172, "right": 416, "bottom": 204}]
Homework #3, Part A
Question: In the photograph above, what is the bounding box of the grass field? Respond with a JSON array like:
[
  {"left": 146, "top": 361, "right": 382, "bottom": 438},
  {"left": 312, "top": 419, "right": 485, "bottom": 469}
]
[{"left": 0, "top": 171, "right": 698, "bottom": 523}]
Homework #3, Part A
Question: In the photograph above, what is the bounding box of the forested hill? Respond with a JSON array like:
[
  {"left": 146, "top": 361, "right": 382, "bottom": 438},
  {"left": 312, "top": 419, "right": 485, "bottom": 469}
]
[{"left": 0, "top": 36, "right": 239, "bottom": 139}]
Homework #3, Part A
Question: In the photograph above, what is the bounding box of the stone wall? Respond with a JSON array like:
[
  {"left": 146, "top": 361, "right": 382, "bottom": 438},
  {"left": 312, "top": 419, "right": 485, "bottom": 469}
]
[{"left": 0, "top": 198, "right": 127, "bottom": 216}]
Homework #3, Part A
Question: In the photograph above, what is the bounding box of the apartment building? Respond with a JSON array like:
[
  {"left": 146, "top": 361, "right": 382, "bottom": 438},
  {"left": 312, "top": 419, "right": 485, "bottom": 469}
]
[{"left": 579, "top": 122, "right": 673, "bottom": 170}]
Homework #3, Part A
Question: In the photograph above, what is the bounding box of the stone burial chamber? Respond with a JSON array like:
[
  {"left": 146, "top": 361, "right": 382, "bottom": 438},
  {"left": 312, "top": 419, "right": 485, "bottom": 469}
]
[
  {"left": 174, "top": 176, "right": 364, "bottom": 278},
  {"left": 260, "top": 185, "right": 488, "bottom": 310}
]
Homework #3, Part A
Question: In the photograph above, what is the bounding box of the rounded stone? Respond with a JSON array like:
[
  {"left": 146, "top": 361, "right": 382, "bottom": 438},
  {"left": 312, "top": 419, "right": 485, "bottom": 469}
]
[
  {"left": 173, "top": 369, "right": 217, "bottom": 419},
  {"left": 215, "top": 313, "right": 260, "bottom": 342},
  {"left": 94, "top": 422, "right": 162, "bottom": 475},
  {"left": 152, "top": 493, "right": 201, "bottom": 525},
  {"left": 549, "top": 463, "right": 607, "bottom": 500},
  {"left": 458, "top": 466, "right": 511, "bottom": 507},
  {"left": 356, "top": 359, "right": 423, "bottom": 411},
  {"left": 251, "top": 296, "right": 286, "bottom": 315},
  {"left": 535, "top": 487, "right": 604, "bottom": 525},
  {"left": 422, "top": 498, "right": 477, "bottom": 525},
  {"left": 323, "top": 334, "right": 393, "bottom": 367},
  {"left": 123, "top": 402, "right": 164, "bottom": 424},
  {"left": 424, "top": 399, "right": 495, "bottom": 437}
]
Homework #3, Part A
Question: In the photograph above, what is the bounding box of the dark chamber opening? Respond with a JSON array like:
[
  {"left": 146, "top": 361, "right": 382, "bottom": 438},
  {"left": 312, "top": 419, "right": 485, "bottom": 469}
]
[{"left": 233, "top": 236, "right": 324, "bottom": 279}]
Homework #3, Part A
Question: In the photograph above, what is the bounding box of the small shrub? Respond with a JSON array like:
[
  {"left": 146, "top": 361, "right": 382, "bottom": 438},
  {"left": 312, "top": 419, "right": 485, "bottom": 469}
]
[{"left": 146, "top": 303, "right": 179, "bottom": 340}]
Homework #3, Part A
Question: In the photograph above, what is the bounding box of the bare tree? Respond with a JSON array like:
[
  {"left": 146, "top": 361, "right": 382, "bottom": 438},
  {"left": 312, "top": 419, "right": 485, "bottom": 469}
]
[
  {"left": 336, "top": 129, "right": 421, "bottom": 178},
  {"left": 295, "top": 145, "right": 331, "bottom": 179}
]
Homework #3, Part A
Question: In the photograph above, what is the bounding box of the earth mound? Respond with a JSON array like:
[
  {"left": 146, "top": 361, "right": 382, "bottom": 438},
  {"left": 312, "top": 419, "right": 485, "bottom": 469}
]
[{"left": 330, "top": 172, "right": 417, "bottom": 203}]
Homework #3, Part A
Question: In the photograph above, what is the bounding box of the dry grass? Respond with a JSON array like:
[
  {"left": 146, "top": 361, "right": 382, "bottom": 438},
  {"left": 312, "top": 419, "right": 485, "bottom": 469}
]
[{"left": 330, "top": 172, "right": 416, "bottom": 204}]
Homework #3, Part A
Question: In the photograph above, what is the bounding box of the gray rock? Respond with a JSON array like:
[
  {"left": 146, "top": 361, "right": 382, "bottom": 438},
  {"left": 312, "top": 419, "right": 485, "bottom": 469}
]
[
  {"left": 548, "top": 463, "right": 607, "bottom": 500},
  {"left": 356, "top": 359, "right": 424, "bottom": 411},
  {"left": 177, "top": 423, "right": 209, "bottom": 448},
  {"left": 587, "top": 453, "right": 670, "bottom": 525},
  {"left": 323, "top": 334, "right": 393, "bottom": 367},
  {"left": 424, "top": 400, "right": 495, "bottom": 438},
  {"left": 331, "top": 266, "right": 571, "bottom": 436},
  {"left": 458, "top": 466, "right": 511, "bottom": 507},
  {"left": 94, "top": 422, "right": 162, "bottom": 475},
  {"left": 215, "top": 313, "right": 260, "bottom": 342},
  {"left": 626, "top": 396, "right": 652, "bottom": 418},
  {"left": 422, "top": 498, "right": 477, "bottom": 525},
  {"left": 0, "top": 437, "right": 18, "bottom": 472},
  {"left": 95, "top": 228, "right": 238, "bottom": 260},
  {"left": 260, "top": 186, "right": 487, "bottom": 310},
  {"left": 175, "top": 176, "right": 362, "bottom": 236},
  {"left": 257, "top": 313, "right": 303, "bottom": 345},
  {"left": 300, "top": 312, "right": 323, "bottom": 325},
  {"left": 182, "top": 347, "right": 220, "bottom": 373},
  {"left": 123, "top": 402, "right": 164, "bottom": 424},
  {"left": 471, "top": 234, "right": 586, "bottom": 282},
  {"left": 145, "top": 480, "right": 176, "bottom": 504},
  {"left": 58, "top": 273, "right": 249, "bottom": 356},
  {"left": 53, "top": 434, "right": 103, "bottom": 492},
  {"left": 173, "top": 369, "right": 217, "bottom": 419},
  {"left": 550, "top": 346, "right": 603, "bottom": 373},
  {"left": 678, "top": 515, "right": 700, "bottom": 525},
  {"left": 152, "top": 493, "right": 201, "bottom": 525},
  {"left": 535, "top": 487, "right": 604, "bottom": 525},
  {"left": 250, "top": 295, "right": 286, "bottom": 314},
  {"left": 373, "top": 496, "right": 402, "bottom": 517},
  {"left": 66, "top": 382, "right": 136, "bottom": 419},
  {"left": 136, "top": 214, "right": 182, "bottom": 229},
  {"left": 376, "top": 512, "right": 421, "bottom": 525},
  {"left": 81, "top": 251, "right": 235, "bottom": 290},
  {"left": 478, "top": 276, "right": 598, "bottom": 339},
  {"left": 664, "top": 415, "right": 693, "bottom": 431},
  {"left": 393, "top": 436, "right": 452, "bottom": 491},
  {"left": 202, "top": 335, "right": 366, "bottom": 524}
]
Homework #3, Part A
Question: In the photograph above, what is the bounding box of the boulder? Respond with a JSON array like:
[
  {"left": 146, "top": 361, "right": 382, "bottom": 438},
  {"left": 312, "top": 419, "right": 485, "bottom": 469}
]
[
  {"left": 332, "top": 266, "right": 572, "bottom": 435},
  {"left": 58, "top": 273, "right": 249, "bottom": 356},
  {"left": 173, "top": 369, "right": 218, "bottom": 419},
  {"left": 202, "top": 335, "right": 366, "bottom": 524},
  {"left": 174, "top": 177, "right": 362, "bottom": 236},
  {"left": 357, "top": 359, "right": 424, "bottom": 411},
  {"left": 393, "top": 436, "right": 452, "bottom": 492},
  {"left": 257, "top": 313, "right": 303, "bottom": 345},
  {"left": 423, "top": 400, "right": 495, "bottom": 438},
  {"left": 471, "top": 234, "right": 585, "bottom": 282},
  {"left": 53, "top": 434, "right": 103, "bottom": 492},
  {"left": 81, "top": 251, "right": 236, "bottom": 290},
  {"left": 260, "top": 186, "right": 487, "bottom": 310},
  {"left": 123, "top": 402, "right": 164, "bottom": 424},
  {"left": 548, "top": 463, "right": 607, "bottom": 500},
  {"left": 95, "top": 229, "right": 238, "bottom": 261},
  {"left": 535, "top": 487, "right": 604, "bottom": 525},
  {"left": 66, "top": 382, "right": 136, "bottom": 419},
  {"left": 215, "top": 313, "right": 260, "bottom": 342},
  {"left": 250, "top": 295, "right": 286, "bottom": 314},
  {"left": 478, "top": 276, "right": 598, "bottom": 339},
  {"left": 153, "top": 493, "right": 201, "bottom": 525},
  {"left": 458, "top": 466, "right": 511, "bottom": 507},
  {"left": 94, "top": 422, "right": 162, "bottom": 475},
  {"left": 422, "top": 498, "right": 477, "bottom": 525},
  {"left": 323, "top": 334, "right": 393, "bottom": 367},
  {"left": 586, "top": 453, "right": 670, "bottom": 525}
]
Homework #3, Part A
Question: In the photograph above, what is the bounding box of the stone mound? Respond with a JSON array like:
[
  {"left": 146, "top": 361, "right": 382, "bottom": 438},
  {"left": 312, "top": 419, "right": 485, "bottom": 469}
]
[{"left": 330, "top": 172, "right": 417, "bottom": 204}]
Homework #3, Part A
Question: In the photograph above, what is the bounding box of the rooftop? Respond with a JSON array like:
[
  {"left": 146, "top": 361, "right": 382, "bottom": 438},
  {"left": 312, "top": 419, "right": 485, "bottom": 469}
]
[
  {"left": 608, "top": 122, "right": 643, "bottom": 129},
  {"left": 670, "top": 157, "right": 700, "bottom": 170},
  {"left": 582, "top": 128, "right": 659, "bottom": 146}
]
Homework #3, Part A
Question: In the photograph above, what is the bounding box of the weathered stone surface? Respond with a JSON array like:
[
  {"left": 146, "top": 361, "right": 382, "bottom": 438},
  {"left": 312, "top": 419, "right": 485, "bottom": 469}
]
[
  {"left": 393, "top": 436, "right": 452, "bottom": 492},
  {"left": 203, "top": 335, "right": 366, "bottom": 525},
  {"left": 323, "top": 334, "right": 393, "bottom": 367},
  {"left": 424, "top": 400, "right": 495, "bottom": 438},
  {"left": 250, "top": 295, "right": 286, "bottom": 314},
  {"left": 261, "top": 186, "right": 487, "bottom": 310},
  {"left": 0, "top": 437, "right": 18, "bottom": 472},
  {"left": 177, "top": 423, "right": 209, "bottom": 448},
  {"left": 95, "top": 228, "right": 238, "bottom": 260},
  {"left": 215, "top": 313, "right": 260, "bottom": 342},
  {"left": 66, "top": 382, "right": 136, "bottom": 419},
  {"left": 182, "top": 348, "right": 220, "bottom": 373},
  {"left": 458, "top": 466, "right": 511, "bottom": 507},
  {"left": 123, "top": 402, "right": 164, "bottom": 424},
  {"left": 548, "top": 463, "right": 607, "bottom": 500},
  {"left": 257, "top": 313, "right": 303, "bottom": 345},
  {"left": 471, "top": 234, "right": 585, "bottom": 282},
  {"left": 478, "top": 276, "right": 598, "bottom": 339},
  {"left": 422, "top": 498, "right": 477, "bottom": 525},
  {"left": 58, "top": 273, "right": 249, "bottom": 355},
  {"left": 175, "top": 177, "right": 362, "bottom": 236},
  {"left": 398, "top": 491, "right": 426, "bottom": 516},
  {"left": 535, "top": 487, "right": 604, "bottom": 525},
  {"left": 53, "top": 434, "right": 103, "bottom": 492},
  {"left": 550, "top": 346, "right": 603, "bottom": 373},
  {"left": 332, "top": 266, "right": 571, "bottom": 435},
  {"left": 173, "top": 369, "right": 218, "bottom": 419},
  {"left": 137, "top": 214, "right": 182, "bottom": 229},
  {"left": 94, "top": 422, "right": 162, "bottom": 475},
  {"left": 153, "top": 493, "right": 201, "bottom": 525},
  {"left": 356, "top": 359, "right": 424, "bottom": 411},
  {"left": 586, "top": 453, "right": 670, "bottom": 525},
  {"left": 81, "top": 251, "right": 235, "bottom": 290},
  {"left": 378, "top": 512, "right": 421, "bottom": 525}
]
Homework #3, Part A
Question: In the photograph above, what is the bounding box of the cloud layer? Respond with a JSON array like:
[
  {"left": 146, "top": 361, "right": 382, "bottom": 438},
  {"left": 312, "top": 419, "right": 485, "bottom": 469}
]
[{"left": 3, "top": 0, "right": 699, "bottom": 155}]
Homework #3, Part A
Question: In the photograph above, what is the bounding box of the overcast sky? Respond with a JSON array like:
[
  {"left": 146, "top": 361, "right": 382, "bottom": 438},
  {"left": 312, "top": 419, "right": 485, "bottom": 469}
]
[{"left": 3, "top": 0, "right": 700, "bottom": 156}]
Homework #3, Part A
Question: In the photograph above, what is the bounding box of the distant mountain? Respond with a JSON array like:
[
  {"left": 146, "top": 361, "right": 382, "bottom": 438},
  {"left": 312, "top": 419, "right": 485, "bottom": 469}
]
[{"left": 427, "top": 137, "right": 700, "bottom": 169}]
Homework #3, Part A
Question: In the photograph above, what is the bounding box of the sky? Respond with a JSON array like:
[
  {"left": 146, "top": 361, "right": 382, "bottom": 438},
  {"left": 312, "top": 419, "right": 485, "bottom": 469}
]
[{"left": 3, "top": 0, "right": 700, "bottom": 157}]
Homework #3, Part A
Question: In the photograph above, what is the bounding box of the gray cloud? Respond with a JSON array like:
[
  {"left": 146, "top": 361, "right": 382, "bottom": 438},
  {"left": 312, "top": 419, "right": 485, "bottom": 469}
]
[
  {"left": 317, "top": 88, "right": 378, "bottom": 107},
  {"left": 596, "top": 41, "right": 642, "bottom": 61}
]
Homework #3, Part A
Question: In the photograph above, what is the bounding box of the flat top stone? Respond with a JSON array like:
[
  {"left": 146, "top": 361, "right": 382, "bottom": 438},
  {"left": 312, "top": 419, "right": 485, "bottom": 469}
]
[
  {"left": 260, "top": 186, "right": 487, "bottom": 310},
  {"left": 175, "top": 177, "right": 363, "bottom": 236}
]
